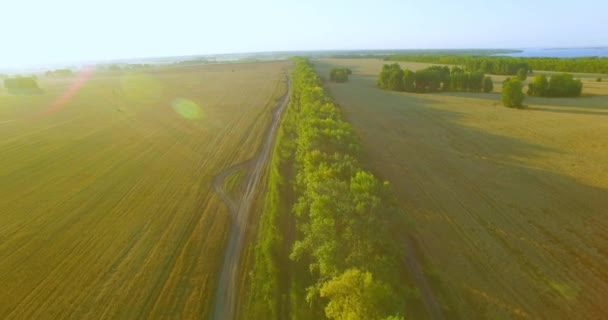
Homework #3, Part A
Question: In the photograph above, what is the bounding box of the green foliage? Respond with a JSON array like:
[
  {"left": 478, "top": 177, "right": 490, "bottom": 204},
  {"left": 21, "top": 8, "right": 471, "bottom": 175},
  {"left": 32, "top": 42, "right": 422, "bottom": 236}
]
[
  {"left": 247, "top": 93, "right": 297, "bottom": 320},
  {"left": 528, "top": 73, "right": 582, "bottom": 97},
  {"left": 329, "top": 68, "right": 351, "bottom": 83},
  {"left": 4, "top": 76, "right": 39, "bottom": 90},
  {"left": 502, "top": 78, "right": 525, "bottom": 108},
  {"left": 482, "top": 76, "right": 494, "bottom": 93},
  {"left": 378, "top": 64, "right": 487, "bottom": 93},
  {"left": 387, "top": 55, "right": 608, "bottom": 74},
  {"left": 402, "top": 69, "right": 415, "bottom": 92},
  {"left": 546, "top": 74, "right": 583, "bottom": 97},
  {"left": 320, "top": 268, "right": 400, "bottom": 320},
  {"left": 414, "top": 67, "right": 443, "bottom": 93},
  {"left": 248, "top": 58, "right": 408, "bottom": 319},
  {"left": 387, "top": 55, "right": 530, "bottom": 75},
  {"left": 516, "top": 68, "right": 528, "bottom": 81},
  {"left": 378, "top": 63, "right": 404, "bottom": 91},
  {"left": 528, "top": 74, "right": 548, "bottom": 96}
]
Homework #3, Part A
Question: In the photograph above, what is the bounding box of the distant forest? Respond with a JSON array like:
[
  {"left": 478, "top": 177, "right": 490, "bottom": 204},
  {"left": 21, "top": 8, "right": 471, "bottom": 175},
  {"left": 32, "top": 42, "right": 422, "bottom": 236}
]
[
  {"left": 386, "top": 55, "right": 608, "bottom": 75},
  {"left": 324, "top": 49, "right": 519, "bottom": 59},
  {"left": 378, "top": 64, "right": 493, "bottom": 93}
]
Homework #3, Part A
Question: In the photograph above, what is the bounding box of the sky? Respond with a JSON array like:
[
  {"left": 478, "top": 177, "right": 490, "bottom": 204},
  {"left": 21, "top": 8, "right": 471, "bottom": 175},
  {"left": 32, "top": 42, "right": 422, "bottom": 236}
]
[{"left": 1, "top": 0, "right": 606, "bottom": 68}]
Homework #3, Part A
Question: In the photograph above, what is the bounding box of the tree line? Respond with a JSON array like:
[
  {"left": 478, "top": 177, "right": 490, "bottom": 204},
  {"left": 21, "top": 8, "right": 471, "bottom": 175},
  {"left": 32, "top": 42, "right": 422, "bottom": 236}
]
[
  {"left": 386, "top": 55, "right": 530, "bottom": 75},
  {"left": 246, "top": 58, "right": 409, "bottom": 320},
  {"left": 4, "top": 76, "right": 39, "bottom": 90},
  {"left": 387, "top": 55, "right": 608, "bottom": 74},
  {"left": 45, "top": 69, "right": 73, "bottom": 77},
  {"left": 378, "top": 63, "right": 493, "bottom": 93},
  {"left": 528, "top": 73, "right": 582, "bottom": 97}
]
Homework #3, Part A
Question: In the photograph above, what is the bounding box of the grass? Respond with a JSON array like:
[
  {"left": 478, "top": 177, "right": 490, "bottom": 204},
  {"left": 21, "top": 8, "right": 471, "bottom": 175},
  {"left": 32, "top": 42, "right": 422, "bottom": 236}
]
[
  {"left": 234, "top": 76, "right": 289, "bottom": 320},
  {"left": 314, "top": 58, "right": 608, "bottom": 319},
  {"left": 223, "top": 167, "right": 247, "bottom": 199},
  {"left": 0, "top": 61, "right": 288, "bottom": 318}
]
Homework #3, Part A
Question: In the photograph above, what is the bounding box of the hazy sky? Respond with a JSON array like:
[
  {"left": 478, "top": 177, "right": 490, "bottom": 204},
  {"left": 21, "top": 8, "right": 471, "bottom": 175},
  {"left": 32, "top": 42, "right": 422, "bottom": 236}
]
[{"left": 2, "top": 0, "right": 606, "bottom": 68}]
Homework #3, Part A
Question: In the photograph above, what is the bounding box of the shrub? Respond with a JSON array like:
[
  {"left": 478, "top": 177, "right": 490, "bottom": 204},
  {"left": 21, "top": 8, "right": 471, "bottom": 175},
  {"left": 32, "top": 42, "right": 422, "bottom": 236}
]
[
  {"left": 546, "top": 74, "right": 582, "bottom": 97},
  {"left": 516, "top": 68, "right": 528, "bottom": 81},
  {"left": 329, "top": 68, "right": 351, "bottom": 83},
  {"left": 527, "top": 74, "right": 548, "bottom": 96},
  {"left": 502, "top": 78, "right": 525, "bottom": 108},
  {"left": 528, "top": 73, "right": 582, "bottom": 97},
  {"left": 4, "top": 77, "right": 40, "bottom": 90},
  {"left": 482, "top": 76, "right": 494, "bottom": 93},
  {"left": 378, "top": 63, "right": 404, "bottom": 91}
]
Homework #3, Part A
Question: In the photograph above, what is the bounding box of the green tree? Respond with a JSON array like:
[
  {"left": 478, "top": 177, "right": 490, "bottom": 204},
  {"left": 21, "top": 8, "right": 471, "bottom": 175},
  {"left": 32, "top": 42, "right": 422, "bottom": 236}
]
[
  {"left": 402, "top": 69, "right": 415, "bottom": 92},
  {"left": 4, "top": 76, "right": 39, "bottom": 90},
  {"left": 414, "top": 69, "right": 441, "bottom": 92},
  {"left": 516, "top": 68, "right": 528, "bottom": 81},
  {"left": 547, "top": 73, "right": 582, "bottom": 97},
  {"left": 450, "top": 68, "right": 466, "bottom": 91},
  {"left": 502, "top": 78, "right": 525, "bottom": 108},
  {"left": 469, "top": 72, "right": 484, "bottom": 92},
  {"left": 320, "top": 269, "right": 399, "bottom": 320},
  {"left": 527, "top": 74, "right": 548, "bottom": 96},
  {"left": 378, "top": 63, "right": 404, "bottom": 91},
  {"left": 482, "top": 76, "right": 494, "bottom": 93},
  {"left": 330, "top": 68, "right": 349, "bottom": 83}
]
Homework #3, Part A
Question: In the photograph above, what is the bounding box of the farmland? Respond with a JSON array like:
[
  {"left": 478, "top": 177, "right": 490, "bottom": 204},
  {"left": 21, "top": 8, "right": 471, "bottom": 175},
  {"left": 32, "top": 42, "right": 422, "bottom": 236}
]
[
  {"left": 0, "top": 61, "right": 288, "bottom": 318},
  {"left": 315, "top": 58, "right": 608, "bottom": 319}
]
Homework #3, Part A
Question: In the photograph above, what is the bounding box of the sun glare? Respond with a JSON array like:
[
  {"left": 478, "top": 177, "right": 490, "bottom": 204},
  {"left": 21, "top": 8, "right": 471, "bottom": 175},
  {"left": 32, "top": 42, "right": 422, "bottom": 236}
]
[
  {"left": 171, "top": 98, "right": 203, "bottom": 120},
  {"left": 43, "top": 66, "right": 95, "bottom": 115}
]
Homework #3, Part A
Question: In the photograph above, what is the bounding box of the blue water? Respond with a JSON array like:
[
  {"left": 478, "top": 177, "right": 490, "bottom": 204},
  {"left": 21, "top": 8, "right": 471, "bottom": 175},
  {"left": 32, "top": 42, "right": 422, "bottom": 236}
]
[{"left": 500, "top": 48, "right": 608, "bottom": 58}]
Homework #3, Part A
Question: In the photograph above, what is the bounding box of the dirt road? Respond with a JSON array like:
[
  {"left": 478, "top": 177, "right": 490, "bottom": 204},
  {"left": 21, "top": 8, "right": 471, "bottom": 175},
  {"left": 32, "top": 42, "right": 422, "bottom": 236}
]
[{"left": 210, "top": 78, "right": 290, "bottom": 320}]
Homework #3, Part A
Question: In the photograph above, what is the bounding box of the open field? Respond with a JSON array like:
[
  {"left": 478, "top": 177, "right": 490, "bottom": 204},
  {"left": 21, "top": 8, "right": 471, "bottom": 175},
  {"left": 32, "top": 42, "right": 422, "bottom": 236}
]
[
  {"left": 0, "top": 61, "right": 288, "bottom": 318},
  {"left": 315, "top": 59, "right": 608, "bottom": 319}
]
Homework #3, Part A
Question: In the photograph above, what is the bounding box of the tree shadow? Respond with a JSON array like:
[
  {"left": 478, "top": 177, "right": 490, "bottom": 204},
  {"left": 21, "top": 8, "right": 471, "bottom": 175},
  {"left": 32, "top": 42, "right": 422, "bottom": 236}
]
[
  {"left": 527, "top": 106, "right": 608, "bottom": 116},
  {"left": 525, "top": 95, "right": 608, "bottom": 109}
]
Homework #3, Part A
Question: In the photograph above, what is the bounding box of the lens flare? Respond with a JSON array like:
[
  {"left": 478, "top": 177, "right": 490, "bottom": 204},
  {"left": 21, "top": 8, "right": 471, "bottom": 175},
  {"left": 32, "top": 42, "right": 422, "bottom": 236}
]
[
  {"left": 171, "top": 98, "right": 202, "bottom": 119},
  {"left": 43, "top": 66, "right": 94, "bottom": 115}
]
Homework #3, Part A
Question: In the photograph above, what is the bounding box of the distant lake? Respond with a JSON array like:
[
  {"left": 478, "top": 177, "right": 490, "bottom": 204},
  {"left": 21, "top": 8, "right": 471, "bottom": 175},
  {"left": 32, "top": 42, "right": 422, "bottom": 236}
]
[{"left": 499, "top": 48, "right": 608, "bottom": 58}]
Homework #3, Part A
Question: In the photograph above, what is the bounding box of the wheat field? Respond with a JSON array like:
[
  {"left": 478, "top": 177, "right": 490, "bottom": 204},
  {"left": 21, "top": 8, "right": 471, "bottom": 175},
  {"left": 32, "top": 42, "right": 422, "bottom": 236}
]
[{"left": 0, "top": 61, "right": 288, "bottom": 319}]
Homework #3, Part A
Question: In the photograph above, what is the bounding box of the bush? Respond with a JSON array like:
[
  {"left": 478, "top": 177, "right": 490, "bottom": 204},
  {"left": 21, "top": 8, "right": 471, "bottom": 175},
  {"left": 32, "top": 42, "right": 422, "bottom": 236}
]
[
  {"left": 527, "top": 73, "right": 582, "bottom": 97},
  {"left": 378, "top": 64, "right": 489, "bottom": 93},
  {"left": 482, "top": 76, "right": 494, "bottom": 93},
  {"left": 502, "top": 78, "right": 525, "bottom": 108},
  {"left": 4, "top": 77, "right": 39, "bottom": 90},
  {"left": 378, "top": 63, "right": 404, "bottom": 91},
  {"left": 527, "top": 74, "right": 548, "bottom": 96},
  {"left": 546, "top": 74, "right": 583, "bottom": 97},
  {"left": 597, "top": 77, "right": 602, "bottom": 82},
  {"left": 516, "top": 68, "right": 528, "bottom": 81},
  {"left": 329, "top": 68, "right": 351, "bottom": 83}
]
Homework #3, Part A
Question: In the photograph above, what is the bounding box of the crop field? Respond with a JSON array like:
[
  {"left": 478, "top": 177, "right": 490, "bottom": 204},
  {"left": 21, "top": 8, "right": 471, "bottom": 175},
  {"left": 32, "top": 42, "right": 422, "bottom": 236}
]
[
  {"left": 0, "top": 61, "right": 288, "bottom": 318},
  {"left": 315, "top": 59, "right": 608, "bottom": 319}
]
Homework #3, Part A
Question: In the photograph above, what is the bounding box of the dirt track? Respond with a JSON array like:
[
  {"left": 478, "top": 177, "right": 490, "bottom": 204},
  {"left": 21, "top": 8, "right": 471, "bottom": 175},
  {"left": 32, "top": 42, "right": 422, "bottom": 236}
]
[{"left": 210, "top": 78, "right": 290, "bottom": 320}]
